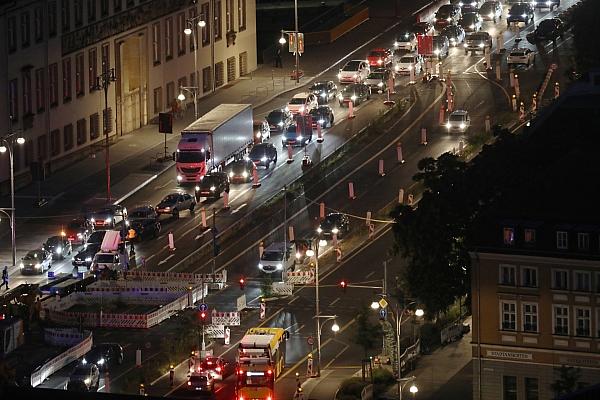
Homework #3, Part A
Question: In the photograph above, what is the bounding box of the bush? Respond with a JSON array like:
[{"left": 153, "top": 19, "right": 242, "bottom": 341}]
[
  {"left": 338, "top": 377, "right": 368, "bottom": 399},
  {"left": 372, "top": 367, "right": 395, "bottom": 385}
]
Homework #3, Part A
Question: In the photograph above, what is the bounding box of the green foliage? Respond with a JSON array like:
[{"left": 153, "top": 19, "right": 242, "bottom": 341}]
[
  {"left": 338, "top": 377, "right": 368, "bottom": 399},
  {"left": 372, "top": 367, "right": 395, "bottom": 385},
  {"left": 260, "top": 274, "right": 273, "bottom": 298},
  {"left": 551, "top": 365, "right": 582, "bottom": 396},
  {"left": 353, "top": 306, "right": 383, "bottom": 358}
]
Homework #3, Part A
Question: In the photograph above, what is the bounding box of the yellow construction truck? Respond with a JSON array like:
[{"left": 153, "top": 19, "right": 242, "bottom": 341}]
[{"left": 235, "top": 327, "right": 289, "bottom": 400}]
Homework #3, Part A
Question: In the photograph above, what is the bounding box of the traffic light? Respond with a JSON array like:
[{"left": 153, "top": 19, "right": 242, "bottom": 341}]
[
  {"left": 340, "top": 280, "right": 347, "bottom": 293},
  {"left": 199, "top": 311, "right": 207, "bottom": 323},
  {"left": 158, "top": 112, "right": 173, "bottom": 133},
  {"left": 239, "top": 277, "right": 246, "bottom": 290}
]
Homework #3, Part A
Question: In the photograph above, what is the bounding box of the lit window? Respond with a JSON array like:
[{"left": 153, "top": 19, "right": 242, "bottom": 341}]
[
  {"left": 524, "top": 228, "right": 536, "bottom": 244},
  {"left": 503, "top": 227, "right": 515, "bottom": 245}
]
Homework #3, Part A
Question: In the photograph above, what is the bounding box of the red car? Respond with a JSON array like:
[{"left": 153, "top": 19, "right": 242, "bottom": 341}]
[
  {"left": 366, "top": 48, "right": 392, "bottom": 67},
  {"left": 64, "top": 218, "right": 92, "bottom": 245}
]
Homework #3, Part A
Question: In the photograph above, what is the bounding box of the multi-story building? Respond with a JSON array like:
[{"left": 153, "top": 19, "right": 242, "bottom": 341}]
[{"left": 0, "top": 0, "right": 257, "bottom": 194}]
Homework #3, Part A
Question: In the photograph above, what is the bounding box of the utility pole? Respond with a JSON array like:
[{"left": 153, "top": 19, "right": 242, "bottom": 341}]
[{"left": 95, "top": 68, "right": 117, "bottom": 203}]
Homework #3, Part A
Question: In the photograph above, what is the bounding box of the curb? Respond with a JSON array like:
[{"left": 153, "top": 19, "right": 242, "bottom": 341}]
[{"left": 114, "top": 161, "right": 175, "bottom": 205}]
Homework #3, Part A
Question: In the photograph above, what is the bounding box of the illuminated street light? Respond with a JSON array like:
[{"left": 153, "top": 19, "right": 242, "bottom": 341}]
[
  {"left": 279, "top": 35, "right": 286, "bottom": 45},
  {"left": 415, "top": 309, "right": 424, "bottom": 317},
  {"left": 331, "top": 321, "right": 340, "bottom": 332},
  {"left": 371, "top": 301, "right": 380, "bottom": 310},
  {"left": 177, "top": 92, "right": 186, "bottom": 101},
  {"left": 409, "top": 384, "right": 418, "bottom": 394}
]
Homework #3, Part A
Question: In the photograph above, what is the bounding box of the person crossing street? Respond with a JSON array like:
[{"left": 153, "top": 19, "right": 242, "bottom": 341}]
[{"left": 2, "top": 266, "right": 9, "bottom": 290}]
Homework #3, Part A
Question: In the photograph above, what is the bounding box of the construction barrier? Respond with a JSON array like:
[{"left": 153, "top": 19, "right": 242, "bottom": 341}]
[
  {"left": 236, "top": 294, "right": 247, "bottom": 311},
  {"left": 206, "top": 324, "right": 225, "bottom": 339},
  {"left": 30, "top": 330, "right": 93, "bottom": 387},
  {"left": 44, "top": 328, "right": 89, "bottom": 347},
  {"left": 285, "top": 270, "right": 315, "bottom": 284},
  {"left": 211, "top": 310, "right": 241, "bottom": 326},
  {"left": 441, "top": 323, "right": 464, "bottom": 344},
  {"left": 272, "top": 282, "right": 294, "bottom": 296},
  {"left": 125, "top": 270, "right": 227, "bottom": 289}
]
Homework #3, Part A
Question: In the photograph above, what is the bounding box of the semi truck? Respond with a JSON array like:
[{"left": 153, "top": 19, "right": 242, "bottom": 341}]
[
  {"left": 236, "top": 327, "right": 289, "bottom": 400},
  {"left": 176, "top": 104, "right": 254, "bottom": 184}
]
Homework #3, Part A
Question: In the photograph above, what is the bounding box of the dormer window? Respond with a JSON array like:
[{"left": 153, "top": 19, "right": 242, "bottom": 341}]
[
  {"left": 524, "top": 228, "right": 536, "bottom": 244},
  {"left": 503, "top": 227, "right": 515, "bottom": 245},
  {"left": 577, "top": 233, "right": 589, "bottom": 251},
  {"left": 556, "top": 231, "right": 568, "bottom": 250}
]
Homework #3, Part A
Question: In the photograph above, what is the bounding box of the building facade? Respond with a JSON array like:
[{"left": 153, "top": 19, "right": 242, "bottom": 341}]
[
  {"left": 0, "top": 0, "right": 257, "bottom": 193},
  {"left": 471, "top": 222, "right": 600, "bottom": 400}
]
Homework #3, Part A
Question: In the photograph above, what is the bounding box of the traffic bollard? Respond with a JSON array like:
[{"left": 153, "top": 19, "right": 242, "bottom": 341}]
[
  {"left": 484, "top": 47, "right": 491, "bottom": 69},
  {"left": 168, "top": 232, "right": 175, "bottom": 251},
  {"left": 348, "top": 182, "right": 356, "bottom": 200},
  {"left": 388, "top": 75, "right": 396, "bottom": 94},
  {"left": 439, "top": 103, "right": 446, "bottom": 125},
  {"left": 169, "top": 365, "right": 175, "bottom": 387},
  {"left": 335, "top": 247, "right": 342, "bottom": 262},
  {"left": 139, "top": 384, "right": 145, "bottom": 396},
  {"left": 378, "top": 159, "right": 385, "bottom": 177},
  {"left": 554, "top": 82, "right": 560, "bottom": 99},
  {"left": 332, "top": 233, "right": 338, "bottom": 249},
  {"left": 398, "top": 188, "right": 405, "bottom": 204},
  {"left": 252, "top": 165, "right": 261, "bottom": 188},
  {"left": 512, "top": 95, "right": 517, "bottom": 112},
  {"left": 317, "top": 123, "right": 323, "bottom": 143},
  {"left": 287, "top": 144, "right": 294, "bottom": 163},
  {"left": 288, "top": 225, "right": 295, "bottom": 242},
  {"left": 420, "top": 128, "right": 428, "bottom": 146},
  {"left": 319, "top": 202, "right": 325, "bottom": 220},
  {"left": 104, "top": 371, "right": 110, "bottom": 393},
  {"left": 458, "top": 141, "right": 464, "bottom": 155},
  {"left": 366, "top": 211, "right": 372, "bottom": 226},
  {"left": 497, "top": 34, "right": 504, "bottom": 52},
  {"left": 396, "top": 142, "right": 404, "bottom": 164},
  {"left": 259, "top": 241, "right": 265, "bottom": 259},
  {"left": 514, "top": 74, "right": 520, "bottom": 98},
  {"left": 408, "top": 194, "right": 414, "bottom": 206},
  {"left": 519, "top": 102, "right": 526, "bottom": 122},
  {"left": 532, "top": 93, "right": 537, "bottom": 113},
  {"left": 485, "top": 115, "right": 491, "bottom": 133},
  {"left": 495, "top": 61, "right": 501, "bottom": 81},
  {"left": 222, "top": 191, "right": 230, "bottom": 210},
  {"left": 348, "top": 100, "right": 355, "bottom": 119},
  {"left": 201, "top": 208, "right": 208, "bottom": 229},
  {"left": 509, "top": 70, "right": 515, "bottom": 87},
  {"left": 368, "top": 223, "right": 375, "bottom": 239},
  {"left": 409, "top": 66, "right": 415, "bottom": 84}
]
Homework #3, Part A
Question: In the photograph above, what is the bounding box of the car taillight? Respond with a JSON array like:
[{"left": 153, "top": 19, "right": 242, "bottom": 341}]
[
  {"left": 267, "top": 369, "right": 273, "bottom": 375},
  {"left": 267, "top": 396, "right": 272, "bottom": 400},
  {"left": 239, "top": 396, "right": 244, "bottom": 400},
  {"left": 187, "top": 381, "right": 192, "bottom": 386},
  {"left": 216, "top": 367, "right": 221, "bottom": 372}
]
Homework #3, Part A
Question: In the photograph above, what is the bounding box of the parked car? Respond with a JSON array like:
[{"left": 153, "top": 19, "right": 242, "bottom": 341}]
[
  {"left": 87, "top": 204, "right": 127, "bottom": 229},
  {"left": 224, "top": 158, "right": 255, "bottom": 183},
  {"left": 507, "top": 47, "right": 536, "bottom": 67},
  {"left": 337, "top": 60, "right": 370, "bottom": 84},
  {"left": 286, "top": 92, "right": 318, "bottom": 115},
  {"left": 446, "top": 110, "right": 471, "bottom": 133},
  {"left": 249, "top": 143, "right": 278, "bottom": 168},
  {"left": 441, "top": 25, "right": 466, "bottom": 47},
  {"left": 394, "top": 32, "right": 417, "bottom": 51},
  {"left": 128, "top": 205, "right": 161, "bottom": 240},
  {"left": 68, "top": 362, "right": 99, "bottom": 392},
  {"left": 253, "top": 119, "right": 271, "bottom": 143},
  {"left": 43, "top": 235, "right": 72, "bottom": 260},
  {"left": 187, "top": 372, "right": 214, "bottom": 392},
  {"left": 507, "top": 3, "right": 534, "bottom": 26},
  {"left": 338, "top": 83, "right": 371, "bottom": 106},
  {"left": 19, "top": 249, "right": 52, "bottom": 275},
  {"left": 194, "top": 172, "right": 230, "bottom": 200},
  {"left": 531, "top": 0, "right": 560, "bottom": 11},
  {"left": 459, "top": 12, "right": 483, "bottom": 32},
  {"left": 155, "top": 192, "right": 196, "bottom": 219},
  {"left": 318, "top": 213, "right": 351, "bottom": 240},
  {"left": 309, "top": 105, "right": 335, "bottom": 129},
  {"left": 410, "top": 21, "right": 434, "bottom": 36},
  {"left": 479, "top": 1, "right": 503, "bottom": 23},
  {"left": 434, "top": 4, "right": 462, "bottom": 30},
  {"left": 266, "top": 108, "right": 293, "bottom": 132},
  {"left": 464, "top": 31, "right": 492, "bottom": 54},
  {"left": 83, "top": 343, "right": 124, "bottom": 371},
  {"left": 366, "top": 48, "right": 392, "bottom": 67},
  {"left": 64, "top": 218, "right": 92, "bottom": 245},
  {"left": 309, "top": 80, "right": 338, "bottom": 104},
  {"left": 526, "top": 18, "right": 565, "bottom": 43}
]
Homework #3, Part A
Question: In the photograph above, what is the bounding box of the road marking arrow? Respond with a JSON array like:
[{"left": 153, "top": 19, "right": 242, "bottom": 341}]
[
  {"left": 158, "top": 254, "right": 175, "bottom": 265},
  {"left": 231, "top": 203, "right": 247, "bottom": 214}
]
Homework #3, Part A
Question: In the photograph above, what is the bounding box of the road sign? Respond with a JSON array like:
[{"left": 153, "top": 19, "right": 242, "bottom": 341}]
[
  {"left": 47, "top": 271, "right": 55, "bottom": 279},
  {"left": 379, "top": 308, "right": 387, "bottom": 319},
  {"left": 307, "top": 336, "right": 314, "bottom": 346},
  {"left": 224, "top": 327, "right": 231, "bottom": 345},
  {"left": 378, "top": 298, "right": 389, "bottom": 309},
  {"left": 199, "top": 303, "right": 208, "bottom": 312}
]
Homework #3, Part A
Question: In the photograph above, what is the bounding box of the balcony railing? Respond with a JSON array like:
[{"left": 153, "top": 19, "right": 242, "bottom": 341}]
[
  {"left": 554, "top": 326, "right": 569, "bottom": 336},
  {"left": 523, "top": 323, "right": 538, "bottom": 333},
  {"left": 502, "top": 321, "right": 516, "bottom": 331}
]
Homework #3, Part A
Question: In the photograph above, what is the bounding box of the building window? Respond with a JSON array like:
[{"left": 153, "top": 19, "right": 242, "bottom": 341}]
[
  {"left": 166, "top": 82, "right": 175, "bottom": 109},
  {"left": 503, "top": 227, "right": 515, "bottom": 245},
  {"left": 238, "top": 0, "right": 246, "bottom": 31},
  {"left": 89, "top": 47, "right": 97, "bottom": 92},
  {"left": 522, "top": 267, "right": 538, "bottom": 288},
  {"left": 524, "top": 377, "right": 539, "bottom": 400},
  {"left": 101, "top": 0, "right": 109, "bottom": 17},
  {"left": 499, "top": 264, "right": 516, "bottom": 286},
  {"left": 49, "top": 63, "right": 58, "bottom": 107},
  {"left": 63, "top": 124, "right": 74, "bottom": 151},
  {"left": 575, "top": 308, "right": 590, "bottom": 337},
  {"left": 575, "top": 271, "right": 591, "bottom": 292},
  {"left": 22, "top": 70, "right": 32, "bottom": 116},
  {"left": 62, "top": 58, "right": 72, "bottom": 103},
  {"left": 153, "top": 87, "right": 162, "bottom": 114},
  {"left": 35, "top": 68, "right": 45, "bottom": 113},
  {"left": 556, "top": 231, "right": 568, "bottom": 249},
  {"left": 74, "top": 0, "right": 83, "bottom": 27},
  {"left": 8, "top": 79, "right": 18, "bottom": 121},
  {"left": 34, "top": 7, "right": 44, "bottom": 42},
  {"left": 523, "top": 303, "right": 538, "bottom": 333},
  {"left": 101, "top": 43, "right": 110, "bottom": 74},
  {"left": 177, "top": 13, "right": 186, "bottom": 56},
  {"left": 50, "top": 129, "right": 61, "bottom": 156},
  {"left": 76, "top": 119, "right": 87, "bottom": 145},
  {"left": 48, "top": 1, "right": 57, "bottom": 37},
  {"left": 552, "top": 269, "right": 568, "bottom": 290},
  {"left": 501, "top": 301, "right": 516, "bottom": 331},
  {"left": 190, "top": 72, "right": 196, "bottom": 88},
  {"left": 503, "top": 376, "right": 517, "bottom": 400},
  {"left": 201, "top": 3, "right": 210, "bottom": 46},
  {"left": 554, "top": 305, "right": 569, "bottom": 335},
  {"left": 113, "top": 0, "right": 122, "bottom": 13},
  {"left": 8, "top": 17, "right": 17, "bottom": 53},
  {"left": 177, "top": 77, "right": 187, "bottom": 94},
  {"left": 215, "top": 61, "right": 224, "bottom": 87},
  {"left": 214, "top": 1, "right": 222, "bottom": 41},
  {"left": 90, "top": 113, "right": 100, "bottom": 139},
  {"left": 226, "top": 0, "right": 234, "bottom": 33},
  {"left": 524, "top": 228, "right": 536, "bottom": 244},
  {"left": 202, "top": 66, "right": 212, "bottom": 93},
  {"left": 577, "top": 233, "right": 589, "bottom": 251},
  {"left": 21, "top": 12, "right": 31, "bottom": 48},
  {"left": 165, "top": 17, "right": 173, "bottom": 60},
  {"left": 75, "top": 53, "right": 85, "bottom": 97},
  {"left": 62, "top": 0, "right": 71, "bottom": 32},
  {"left": 189, "top": 8, "right": 197, "bottom": 52},
  {"left": 87, "top": 0, "right": 96, "bottom": 22},
  {"left": 152, "top": 23, "right": 161, "bottom": 65}
]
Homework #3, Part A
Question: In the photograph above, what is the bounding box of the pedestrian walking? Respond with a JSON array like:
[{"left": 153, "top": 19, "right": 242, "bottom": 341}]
[
  {"left": 2, "top": 266, "right": 9, "bottom": 290},
  {"left": 169, "top": 365, "right": 175, "bottom": 386},
  {"left": 275, "top": 46, "right": 283, "bottom": 68}
]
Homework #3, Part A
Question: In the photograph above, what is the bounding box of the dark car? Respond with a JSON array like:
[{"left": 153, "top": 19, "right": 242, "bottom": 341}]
[
  {"left": 338, "top": 83, "right": 371, "bottom": 106},
  {"left": 309, "top": 81, "right": 338, "bottom": 104},
  {"left": 531, "top": 0, "right": 559, "bottom": 11},
  {"left": 195, "top": 172, "right": 230, "bottom": 200},
  {"left": 249, "top": 143, "right": 277, "bottom": 168},
  {"left": 196, "top": 356, "right": 233, "bottom": 380},
  {"left": 460, "top": 4, "right": 479, "bottom": 14},
  {"left": 253, "top": 119, "right": 271, "bottom": 143},
  {"left": 156, "top": 192, "right": 196, "bottom": 219},
  {"left": 43, "top": 235, "right": 72, "bottom": 260},
  {"left": 441, "top": 25, "right": 466, "bottom": 46},
  {"left": 317, "top": 213, "right": 351, "bottom": 239},
  {"left": 83, "top": 343, "right": 124, "bottom": 371},
  {"left": 309, "top": 105, "right": 334, "bottom": 129},
  {"left": 507, "top": 3, "right": 534, "bottom": 26},
  {"left": 459, "top": 12, "right": 482, "bottom": 32},
  {"left": 282, "top": 122, "right": 313, "bottom": 147},
  {"left": 434, "top": 4, "right": 461, "bottom": 30},
  {"left": 72, "top": 243, "right": 101, "bottom": 269},
  {"left": 411, "top": 21, "right": 434, "bottom": 36},
  {"left": 87, "top": 204, "right": 127, "bottom": 229},
  {"left": 527, "top": 18, "right": 565, "bottom": 43},
  {"left": 187, "top": 373, "right": 214, "bottom": 392},
  {"left": 464, "top": 31, "right": 492, "bottom": 54},
  {"left": 69, "top": 362, "right": 99, "bottom": 392},
  {"left": 364, "top": 69, "right": 391, "bottom": 92},
  {"left": 128, "top": 205, "right": 161, "bottom": 240},
  {"left": 19, "top": 249, "right": 52, "bottom": 275},
  {"left": 64, "top": 218, "right": 92, "bottom": 245},
  {"left": 266, "top": 109, "right": 293, "bottom": 132},
  {"left": 479, "top": 1, "right": 503, "bottom": 22},
  {"left": 224, "top": 158, "right": 255, "bottom": 183}
]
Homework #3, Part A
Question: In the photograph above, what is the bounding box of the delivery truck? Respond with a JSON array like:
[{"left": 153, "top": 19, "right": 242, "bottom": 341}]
[{"left": 175, "top": 104, "right": 254, "bottom": 184}]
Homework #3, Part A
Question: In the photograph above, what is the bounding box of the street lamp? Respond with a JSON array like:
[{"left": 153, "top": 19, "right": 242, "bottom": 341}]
[
  {"left": 94, "top": 68, "right": 117, "bottom": 203},
  {"left": 279, "top": 0, "right": 301, "bottom": 84},
  {"left": 306, "top": 239, "right": 326, "bottom": 376},
  {"left": 409, "top": 384, "right": 418, "bottom": 397},
  {"left": 178, "top": 86, "right": 200, "bottom": 120},
  {"left": 1, "top": 130, "right": 25, "bottom": 267},
  {"left": 186, "top": 2, "right": 215, "bottom": 95}
]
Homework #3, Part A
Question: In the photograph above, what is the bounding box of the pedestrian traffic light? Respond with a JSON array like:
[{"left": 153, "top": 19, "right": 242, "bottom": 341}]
[
  {"left": 340, "top": 280, "right": 347, "bottom": 293},
  {"left": 239, "top": 277, "right": 246, "bottom": 290},
  {"left": 199, "top": 311, "right": 207, "bottom": 323}
]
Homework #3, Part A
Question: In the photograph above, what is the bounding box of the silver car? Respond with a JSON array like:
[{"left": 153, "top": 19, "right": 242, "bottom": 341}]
[
  {"left": 446, "top": 110, "right": 471, "bottom": 133},
  {"left": 19, "top": 249, "right": 52, "bottom": 275}
]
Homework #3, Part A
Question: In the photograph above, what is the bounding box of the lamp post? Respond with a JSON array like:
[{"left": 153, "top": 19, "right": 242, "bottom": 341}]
[
  {"left": 306, "top": 240, "right": 326, "bottom": 376},
  {"left": 177, "top": 86, "right": 200, "bottom": 120},
  {"left": 279, "top": 0, "right": 301, "bottom": 84},
  {"left": 186, "top": 1, "right": 215, "bottom": 94},
  {"left": 94, "top": 68, "right": 117, "bottom": 204},
  {"left": 1, "top": 130, "right": 25, "bottom": 267}
]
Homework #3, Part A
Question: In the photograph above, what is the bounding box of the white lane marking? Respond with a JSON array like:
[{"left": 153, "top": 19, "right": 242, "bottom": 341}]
[
  {"left": 324, "top": 343, "right": 350, "bottom": 370},
  {"left": 231, "top": 203, "right": 247, "bottom": 214},
  {"left": 154, "top": 179, "right": 174, "bottom": 190},
  {"left": 158, "top": 254, "right": 175, "bottom": 265},
  {"left": 365, "top": 271, "right": 376, "bottom": 279},
  {"left": 330, "top": 297, "right": 341, "bottom": 306}
]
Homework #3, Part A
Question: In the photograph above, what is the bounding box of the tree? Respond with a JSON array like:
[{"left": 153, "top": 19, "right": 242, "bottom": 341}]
[
  {"left": 353, "top": 306, "right": 382, "bottom": 358},
  {"left": 551, "top": 365, "right": 581, "bottom": 396},
  {"left": 571, "top": 1, "right": 600, "bottom": 74}
]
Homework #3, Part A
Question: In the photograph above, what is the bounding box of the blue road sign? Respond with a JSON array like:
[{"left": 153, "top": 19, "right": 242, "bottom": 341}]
[
  {"left": 379, "top": 308, "right": 387, "bottom": 319},
  {"left": 199, "top": 303, "right": 208, "bottom": 312},
  {"left": 77, "top": 272, "right": 84, "bottom": 279},
  {"left": 47, "top": 271, "right": 55, "bottom": 279}
]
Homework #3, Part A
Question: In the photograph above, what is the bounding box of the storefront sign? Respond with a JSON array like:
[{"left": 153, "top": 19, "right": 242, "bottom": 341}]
[{"left": 486, "top": 350, "right": 533, "bottom": 360}]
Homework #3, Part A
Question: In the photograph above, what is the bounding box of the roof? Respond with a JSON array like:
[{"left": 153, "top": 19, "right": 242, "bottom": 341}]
[{"left": 183, "top": 104, "right": 251, "bottom": 133}]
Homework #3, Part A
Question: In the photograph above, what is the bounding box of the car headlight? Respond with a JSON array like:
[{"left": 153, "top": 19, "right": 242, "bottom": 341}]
[
  {"left": 277, "top": 121, "right": 284, "bottom": 126},
  {"left": 395, "top": 65, "right": 400, "bottom": 71},
  {"left": 276, "top": 263, "right": 283, "bottom": 270},
  {"left": 489, "top": 13, "right": 494, "bottom": 18},
  {"left": 19, "top": 263, "right": 24, "bottom": 268},
  {"left": 470, "top": 24, "right": 475, "bottom": 29},
  {"left": 352, "top": 74, "right": 358, "bottom": 78},
  {"left": 256, "top": 132, "right": 262, "bottom": 139},
  {"left": 337, "top": 94, "right": 343, "bottom": 100},
  {"left": 177, "top": 175, "right": 183, "bottom": 181},
  {"left": 84, "top": 378, "right": 91, "bottom": 385},
  {"left": 299, "top": 106, "right": 305, "bottom": 112},
  {"left": 450, "top": 38, "right": 456, "bottom": 43},
  {"left": 77, "top": 233, "right": 83, "bottom": 239},
  {"left": 258, "top": 263, "right": 263, "bottom": 269},
  {"left": 318, "top": 119, "right": 325, "bottom": 125},
  {"left": 195, "top": 185, "right": 200, "bottom": 191},
  {"left": 507, "top": 14, "right": 512, "bottom": 18},
  {"left": 210, "top": 186, "right": 216, "bottom": 191},
  {"left": 351, "top": 95, "right": 357, "bottom": 101},
  {"left": 35, "top": 263, "right": 41, "bottom": 269},
  {"left": 446, "top": 122, "right": 452, "bottom": 128},
  {"left": 337, "top": 73, "right": 342, "bottom": 79},
  {"left": 463, "top": 43, "right": 468, "bottom": 47},
  {"left": 471, "top": 1, "right": 477, "bottom": 6},
  {"left": 521, "top": 14, "right": 527, "bottom": 18},
  {"left": 377, "top": 59, "right": 382, "bottom": 65},
  {"left": 260, "top": 156, "right": 267, "bottom": 162},
  {"left": 434, "top": 49, "right": 440, "bottom": 55},
  {"left": 98, "top": 358, "right": 105, "bottom": 365},
  {"left": 545, "top": 1, "right": 551, "bottom": 4},
  {"left": 460, "top": 123, "right": 466, "bottom": 129},
  {"left": 408, "top": 65, "right": 413, "bottom": 70},
  {"left": 332, "top": 228, "right": 339, "bottom": 234},
  {"left": 164, "top": 206, "right": 171, "bottom": 211},
  {"left": 433, "top": 18, "right": 437, "bottom": 22},
  {"left": 105, "top": 217, "right": 112, "bottom": 223},
  {"left": 85, "top": 257, "right": 92, "bottom": 262},
  {"left": 447, "top": 17, "right": 451, "bottom": 22},
  {"left": 296, "top": 136, "right": 303, "bottom": 141},
  {"left": 478, "top": 43, "right": 484, "bottom": 48},
  {"left": 125, "top": 220, "right": 130, "bottom": 226},
  {"left": 377, "top": 82, "right": 384, "bottom": 87},
  {"left": 284, "top": 106, "right": 289, "bottom": 111},
  {"left": 242, "top": 171, "right": 248, "bottom": 178},
  {"left": 393, "top": 41, "right": 399, "bottom": 47},
  {"left": 90, "top": 218, "right": 95, "bottom": 223},
  {"left": 229, "top": 172, "right": 234, "bottom": 178},
  {"left": 56, "top": 246, "right": 62, "bottom": 254},
  {"left": 317, "top": 227, "right": 323, "bottom": 233},
  {"left": 320, "top": 93, "right": 326, "bottom": 98}
]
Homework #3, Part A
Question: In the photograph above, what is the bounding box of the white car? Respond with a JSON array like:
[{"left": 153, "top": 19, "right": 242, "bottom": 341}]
[
  {"left": 394, "top": 32, "right": 418, "bottom": 51},
  {"left": 507, "top": 48, "right": 536, "bottom": 67},
  {"left": 286, "top": 92, "right": 318, "bottom": 115},
  {"left": 394, "top": 54, "right": 423, "bottom": 75},
  {"left": 337, "top": 60, "right": 370, "bottom": 84},
  {"left": 446, "top": 110, "right": 471, "bottom": 133}
]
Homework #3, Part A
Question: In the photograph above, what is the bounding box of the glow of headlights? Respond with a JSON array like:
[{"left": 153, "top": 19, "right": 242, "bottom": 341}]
[
  {"left": 242, "top": 171, "right": 248, "bottom": 178},
  {"left": 434, "top": 49, "right": 440, "bottom": 55},
  {"left": 489, "top": 13, "right": 494, "bottom": 18},
  {"left": 463, "top": 43, "right": 468, "bottom": 47},
  {"left": 478, "top": 43, "right": 484, "bottom": 48},
  {"left": 98, "top": 358, "right": 105, "bottom": 365},
  {"left": 260, "top": 156, "right": 267, "bottom": 162},
  {"left": 284, "top": 106, "right": 289, "bottom": 111},
  {"left": 317, "top": 227, "right": 323, "bottom": 233},
  {"left": 277, "top": 121, "right": 284, "bottom": 126},
  {"left": 433, "top": 18, "right": 437, "bottom": 22},
  {"left": 84, "top": 378, "right": 91, "bottom": 385},
  {"left": 332, "top": 228, "right": 339, "bottom": 234},
  {"left": 470, "top": 24, "right": 475, "bottom": 29},
  {"left": 90, "top": 218, "right": 95, "bottom": 223},
  {"left": 194, "top": 185, "right": 200, "bottom": 191},
  {"left": 85, "top": 257, "right": 92, "bottom": 262},
  {"left": 546, "top": 1, "right": 551, "bottom": 4},
  {"left": 258, "top": 263, "right": 263, "bottom": 269},
  {"left": 446, "top": 17, "right": 451, "bottom": 22},
  {"left": 256, "top": 132, "right": 261, "bottom": 139},
  {"left": 318, "top": 119, "right": 325, "bottom": 124},
  {"left": 337, "top": 73, "right": 342, "bottom": 79},
  {"left": 299, "top": 106, "right": 305, "bottom": 112},
  {"left": 320, "top": 93, "right": 326, "bottom": 98},
  {"left": 337, "top": 94, "right": 343, "bottom": 99},
  {"left": 377, "top": 59, "right": 382, "bottom": 65},
  {"left": 446, "top": 122, "right": 452, "bottom": 128},
  {"left": 521, "top": 13, "right": 527, "bottom": 18},
  {"left": 351, "top": 95, "right": 357, "bottom": 101},
  {"left": 210, "top": 186, "right": 216, "bottom": 191},
  {"left": 35, "top": 263, "right": 42, "bottom": 269},
  {"left": 296, "top": 252, "right": 302, "bottom": 259},
  {"left": 228, "top": 172, "right": 234, "bottom": 178},
  {"left": 395, "top": 65, "right": 400, "bottom": 71},
  {"left": 394, "top": 41, "right": 399, "bottom": 47},
  {"left": 296, "top": 136, "right": 303, "bottom": 140},
  {"left": 105, "top": 217, "right": 112, "bottom": 223},
  {"left": 56, "top": 246, "right": 62, "bottom": 254},
  {"left": 77, "top": 233, "right": 83, "bottom": 238},
  {"left": 276, "top": 263, "right": 283, "bottom": 270},
  {"left": 460, "top": 123, "right": 466, "bottom": 129},
  {"left": 471, "top": 1, "right": 476, "bottom": 5},
  {"left": 19, "top": 263, "right": 24, "bottom": 268},
  {"left": 377, "top": 82, "right": 384, "bottom": 87},
  {"left": 177, "top": 175, "right": 183, "bottom": 181}
]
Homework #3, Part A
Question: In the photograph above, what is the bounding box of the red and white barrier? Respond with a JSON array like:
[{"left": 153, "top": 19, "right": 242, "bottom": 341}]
[
  {"left": 288, "top": 226, "right": 295, "bottom": 242},
  {"left": 211, "top": 309, "right": 241, "bottom": 326},
  {"left": 439, "top": 103, "right": 445, "bottom": 125},
  {"left": 201, "top": 208, "right": 208, "bottom": 229},
  {"left": 319, "top": 202, "right": 325, "bottom": 220},
  {"left": 168, "top": 232, "right": 175, "bottom": 251},
  {"left": 388, "top": 76, "right": 395, "bottom": 94},
  {"left": 378, "top": 159, "right": 385, "bottom": 177},
  {"left": 317, "top": 123, "right": 323, "bottom": 143},
  {"left": 348, "top": 182, "right": 356, "bottom": 199},
  {"left": 348, "top": 101, "right": 355, "bottom": 119},
  {"left": 252, "top": 165, "right": 261, "bottom": 188},
  {"left": 397, "top": 142, "right": 404, "bottom": 163},
  {"left": 223, "top": 192, "right": 230, "bottom": 210},
  {"left": 420, "top": 128, "right": 428, "bottom": 145},
  {"left": 286, "top": 270, "right": 315, "bottom": 284},
  {"left": 287, "top": 144, "right": 294, "bottom": 163}
]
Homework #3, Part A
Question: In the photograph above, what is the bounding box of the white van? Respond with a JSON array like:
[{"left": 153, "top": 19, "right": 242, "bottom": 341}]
[
  {"left": 258, "top": 242, "right": 295, "bottom": 274},
  {"left": 91, "top": 230, "right": 122, "bottom": 272}
]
